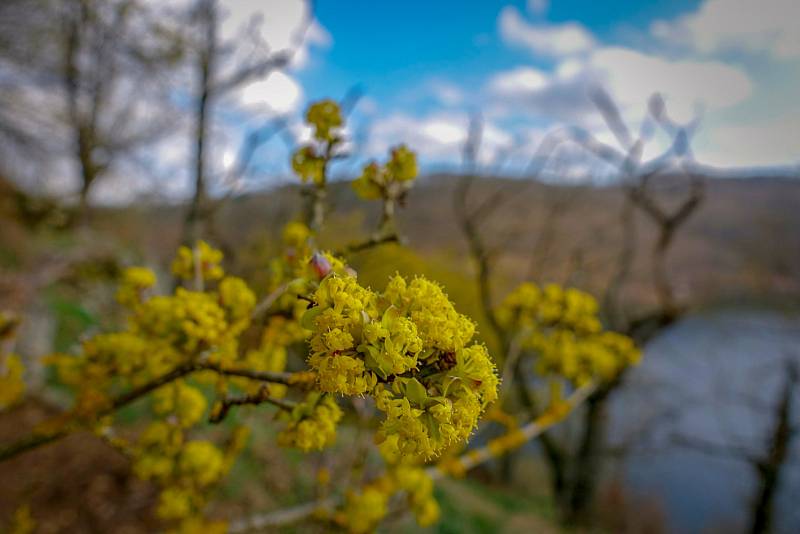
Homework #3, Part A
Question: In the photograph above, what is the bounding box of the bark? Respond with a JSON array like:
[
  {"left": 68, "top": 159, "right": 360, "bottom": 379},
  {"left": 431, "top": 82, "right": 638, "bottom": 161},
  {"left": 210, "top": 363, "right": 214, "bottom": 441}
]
[
  {"left": 183, "top": 0, "right": 216, "bottom": 244},
  {"left": 749, "top": 365, "right": 796, "bottom": 534},
  {"left": 566, "top": 388, "right": 611, "bottom": 525}
]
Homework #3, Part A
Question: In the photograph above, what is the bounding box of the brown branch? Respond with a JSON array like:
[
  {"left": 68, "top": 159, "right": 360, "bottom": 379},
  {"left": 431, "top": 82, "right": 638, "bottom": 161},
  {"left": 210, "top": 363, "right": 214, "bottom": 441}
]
[
  {"left": 602, "top": 188, "right": 637, "bottom": 330},
  {"left": 209, "top": 385, "right": 296, "bottom": 423},
  {"left": 341, "top": 232, "right": 401, "bottom": 255},
  {"left": 670, "top": 432, "right": 761, "bottom": 464},
  {"left": 453, "top": 116, "right": 506, "bottom": 351},
  {"left": 227, "top": 383, "right": 597, "bottom": 532},
  {"left": 0, "top": 361, "right": 302, "bottom": 464},
  {"left": 251, "top": 282, "right": 290, "bottom": 319}
]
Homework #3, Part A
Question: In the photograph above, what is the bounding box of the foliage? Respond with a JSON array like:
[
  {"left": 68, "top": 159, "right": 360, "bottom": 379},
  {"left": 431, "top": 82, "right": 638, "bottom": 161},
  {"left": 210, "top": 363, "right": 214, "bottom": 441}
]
[
  {"left": 0, "top": 312, "right": 25, "bottom": 410},
  {"left": 0, "top": 99, "right": 641, "bottom": 533},
  {"left": 497, "top": 283, "right": 641, "bottom": 387}
]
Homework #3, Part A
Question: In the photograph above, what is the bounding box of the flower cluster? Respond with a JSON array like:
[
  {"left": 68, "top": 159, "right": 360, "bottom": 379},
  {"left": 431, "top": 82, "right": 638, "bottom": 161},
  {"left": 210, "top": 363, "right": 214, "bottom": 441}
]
[
  {"left": 116, "top": 266, "right": 156, "bottom": 307},
  {"left": 47, "top": 244, "right": 261, "bottom": 528},
  {"left": 130, "top": 373, "right": 248, "bottom": 532},
  {"left": 277, "top": 392, "right": 343, "bottom": 451},
  {"left": 497, "top": 283, "right": 602, "bottom": 334},
  {"left": 497, "top": 282, "right": 640, "bottom": 386},
  {"left": 282, "top": 220, "right": 312, "bottom": 252},
  {"left": 134, "top": 416, "right": 244, "bottom": 531},
  {"left": 0, "top": 312, "right": 25, "bottom": 411},
  {"left": 0, "top": 354, "right": 25, "bottom": 410},
  {"left": 291, "top": 100, "right": 344, "bottom": 186},
  {"left": 533, "top": 330, "right": 640, "bottom": 386},
  {"left": 305, "top": 273, "right": 498, "bottom": 461},
  {"left": 351, "top": 144, "right": 418, "bottom": 201},
  {"left": 337, "top": 466, "right": 439, "bottom": 533},
  {"left": 51, "top": 263, "right": 257, "bottom": 414},
  {"left": 171, "top": 240, "right": 224, "bottom": 282},
  {"left": 291, "top": 146, "right": 326, "bottom": 185},
  {"left": 256, "top": 223, "right": 352, "bottom": 386},
  {"left": 306, "top": 98, "right": 343, "bottom": 142}
]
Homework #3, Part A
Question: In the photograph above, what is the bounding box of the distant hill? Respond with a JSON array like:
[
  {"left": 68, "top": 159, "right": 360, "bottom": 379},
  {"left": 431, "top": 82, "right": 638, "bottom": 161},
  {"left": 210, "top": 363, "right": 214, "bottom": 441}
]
[
  {"left": 15, "top": 173, "right": 795, "bottom": 312},
  {"left": 198, "top": 173, "right": 800, "bottom": 309}
]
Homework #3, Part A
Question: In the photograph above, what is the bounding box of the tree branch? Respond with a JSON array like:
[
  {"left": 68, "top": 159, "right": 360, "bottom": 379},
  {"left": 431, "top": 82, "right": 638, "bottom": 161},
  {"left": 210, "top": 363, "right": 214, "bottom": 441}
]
[
  {"left": 227, "top": 382, "right": 597, "bottom": 532},
  {"left": 0, "top": 361, "right": 307, "bottom": 464},
  {"left": 209, "top": 385, "right": 296, "bottom": 423}
]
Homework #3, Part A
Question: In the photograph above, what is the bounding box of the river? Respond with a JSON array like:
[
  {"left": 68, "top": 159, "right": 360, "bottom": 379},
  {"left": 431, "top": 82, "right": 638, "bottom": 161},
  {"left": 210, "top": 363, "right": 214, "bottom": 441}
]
[{"left": 610, "top": 307, "right": 800, "bottom": 533}]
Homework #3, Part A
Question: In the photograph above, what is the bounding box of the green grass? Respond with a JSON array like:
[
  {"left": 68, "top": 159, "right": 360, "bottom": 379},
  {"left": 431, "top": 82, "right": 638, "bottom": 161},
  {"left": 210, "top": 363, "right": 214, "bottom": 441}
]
[{"left": 382, "top": 475, "right": 558, "bottom": 534}]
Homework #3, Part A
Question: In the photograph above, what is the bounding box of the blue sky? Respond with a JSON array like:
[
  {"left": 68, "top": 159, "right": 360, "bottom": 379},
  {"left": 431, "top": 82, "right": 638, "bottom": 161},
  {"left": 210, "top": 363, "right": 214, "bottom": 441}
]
[
  {"left": 304, "top": 0, "right": 700, "bottom": 103},
  {"left": 163, "top": 0, "right": 800, "bottom": 196}
]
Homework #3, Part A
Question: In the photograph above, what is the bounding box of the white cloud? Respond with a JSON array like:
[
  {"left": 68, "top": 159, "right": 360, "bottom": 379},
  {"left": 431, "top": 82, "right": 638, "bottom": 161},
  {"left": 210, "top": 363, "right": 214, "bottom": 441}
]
[
  {"left": 292, "top": 20, "right": 333, "bottom": 68},
  {"left": 354, "top": 96, "right": 379, "bottom": 116},
  {"left": 699, "top": 111, "right": 800, "bottom": 168},
  {"left": 219, "top": 0, "right": 332, "bottom": 69},
  {"left": 368, "top": 114, "right": 463, "bottom": 161},
  {"left": 499, "top": 6, "right": 595, "bottom": 57},
  {"left": 482, "top": 122, "right": 515, "bottom": 158},
  {"left": 430, "top": 81, "right": 465, "bottom": 106},
  {"left": 588, "top": 47, "right": 753, "bottom": 121},
  {"left": 488, "top": 66, "right": 549, "bottom": 95},
  {"left": 421, "top": 119, "right": 464, "bottom": 145},
  {"left": 235, "top": 71, "right": 303, "bottom": 114},
  {"left": 367, "top": 113, "right": 512, "bottom": 165},
  {"left": 527, "top": 0, "right": 549, "bottom": 16},
  {"left": 651, "top": 0, "right": 800, "bottom": 59},
  {"left": 486, "top": 47, "right": 752, "bottom": 125}
]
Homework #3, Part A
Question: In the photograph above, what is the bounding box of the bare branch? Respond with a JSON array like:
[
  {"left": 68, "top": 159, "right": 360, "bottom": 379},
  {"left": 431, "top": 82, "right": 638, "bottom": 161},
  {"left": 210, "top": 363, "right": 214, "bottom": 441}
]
[{"left": 209, "top": 385, "right": 296, "bottom": 423}]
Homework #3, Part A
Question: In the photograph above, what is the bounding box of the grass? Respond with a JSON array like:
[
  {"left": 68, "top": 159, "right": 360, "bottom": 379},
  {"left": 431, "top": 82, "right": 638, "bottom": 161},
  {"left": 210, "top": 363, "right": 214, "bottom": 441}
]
[{"left": 381, "top": 475, "right": 558, "bottom": 534}]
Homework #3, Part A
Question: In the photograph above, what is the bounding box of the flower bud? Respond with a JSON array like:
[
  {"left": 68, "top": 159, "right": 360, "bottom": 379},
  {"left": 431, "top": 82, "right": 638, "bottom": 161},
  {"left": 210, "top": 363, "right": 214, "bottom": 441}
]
[{"left": 310, "top": 252, "right": 332, "bottom": 279}]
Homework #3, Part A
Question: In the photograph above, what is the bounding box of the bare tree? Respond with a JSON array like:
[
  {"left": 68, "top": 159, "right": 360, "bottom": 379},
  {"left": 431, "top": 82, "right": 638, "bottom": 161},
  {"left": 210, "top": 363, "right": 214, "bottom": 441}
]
[
  {"left": 180, "top": 0, "right": 314, "bottom": 244},
  {"left": 672, "top": 360, "right": 798, "bottom": 534},
  {"left": 453, "top": 90, "right": 707, "bottom": 525},
  {"left": 0, "top": 0, "right": 181, "bottom": 224}
]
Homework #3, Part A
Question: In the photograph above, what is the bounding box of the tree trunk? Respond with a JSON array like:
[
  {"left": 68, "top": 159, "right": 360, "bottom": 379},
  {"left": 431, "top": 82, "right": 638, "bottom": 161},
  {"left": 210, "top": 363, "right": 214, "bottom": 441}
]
[
  {"left": 566, "top": 388, "right": 610, "bottom": 525},
  {"left": 749, "top": 365, "right": 796, "bottom": 534},
  {"left": 183, "top": 0, "right": 216, "bottom": 245},
  {"left": 511, "top": 375, "right": 570, "bottom": 514},
  {"left": 77, "top": 176, "right": 93, "bottom": 226}
]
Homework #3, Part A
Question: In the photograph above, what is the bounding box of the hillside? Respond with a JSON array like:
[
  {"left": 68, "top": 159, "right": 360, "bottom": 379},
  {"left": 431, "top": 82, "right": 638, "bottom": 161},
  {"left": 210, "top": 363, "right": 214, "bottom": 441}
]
[{"left": 209, "top": 174, "right": 800, "bottom": 310}]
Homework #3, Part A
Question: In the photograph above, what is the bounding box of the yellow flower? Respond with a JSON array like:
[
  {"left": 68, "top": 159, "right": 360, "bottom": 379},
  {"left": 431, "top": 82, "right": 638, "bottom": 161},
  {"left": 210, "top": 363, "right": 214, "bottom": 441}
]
[
  {"left": 304, "top": 272, "right": 498, "bottom": 459},
  {"left": 498, "top": 282, "right": 640, "bottom": 388},
  {"left": 351, "top": 162, "right": 383, "bottom": 200},
  {"left": 351, "top": 145, "right": 418, "bottom": 201},
  {"left": 0, "top": 354, "right": 26, "bottom": 410},
  {"left": 306, "top": 99, "right": 343, "bottom": 142},
  {"left": 339, "top": 485, "right": 389, "bottom": 534},
  {"left": 179, "top": 441, "right": 225, "bottom": 486},
  {"left": 282, "top": 221, "right": 312, "bottom": 249},
  {"left": 152, "top": 382, "right": 207, "bottom": 428},
  {"left": 386, "top": 144, "right": 418, "bottom": 182},
  {"left": 291, "top": 145, "right": 326, "bottom": 184},
  {"left": 117, "top": 266, "right": 156, "bottom": 307},
  {"left": 157, "top": 487, "right": 195, "bottom": 520},
  {"left": 171, "top": 241, "right": 224, "bottom": 282},
  {"left": 278, "top": 393, "right": 343, "bottom": 451},
  {"left": 218, "top": 276, "right": 256, "bottom": 330},
  {"left": 8, "top": 504, "right": 35, "bottom": 534}
]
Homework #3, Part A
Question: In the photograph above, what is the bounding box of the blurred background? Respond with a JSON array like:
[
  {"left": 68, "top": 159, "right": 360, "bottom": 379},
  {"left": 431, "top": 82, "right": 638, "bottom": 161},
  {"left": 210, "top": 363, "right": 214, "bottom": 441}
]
[{"left": 0, "top": 0, "right": 799, "bottom": 532}]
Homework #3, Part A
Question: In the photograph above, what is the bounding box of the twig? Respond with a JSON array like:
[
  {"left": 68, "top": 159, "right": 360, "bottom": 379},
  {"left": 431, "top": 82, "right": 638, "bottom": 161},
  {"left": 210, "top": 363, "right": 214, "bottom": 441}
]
[
  {"left": 0, "top": 361, "right": 305, "bottom": 464},
  {"left": 341, "top": 232, "right": 400, "bottom": 255},
  {"left": 251, "top": 282, "right": 289, "bottom": 319},
  {"left": 209, "top": 385, "right": 296, "bottom": 423},
  {"left": 433, "top": 382, "right": 597, "bottom": 479},
  {"left": 229, "top": 496, "right": 340, "bottom": 532},
  {"left": 227, "top": 382, "right": 597, "bottom": 532}
]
